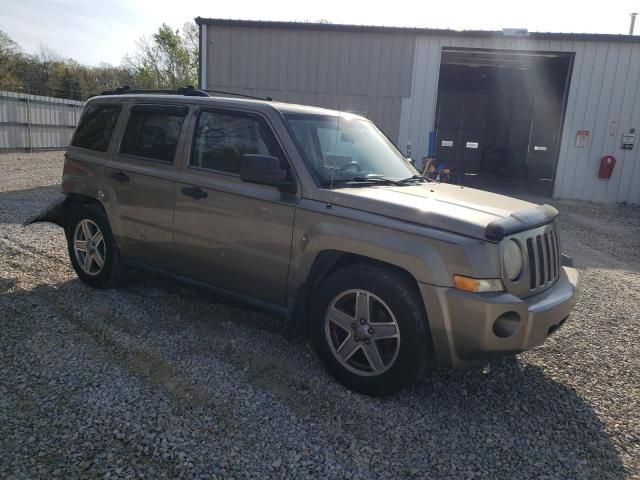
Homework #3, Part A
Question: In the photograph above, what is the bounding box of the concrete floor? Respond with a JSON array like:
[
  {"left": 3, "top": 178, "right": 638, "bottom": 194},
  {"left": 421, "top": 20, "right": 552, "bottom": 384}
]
[{"left": 455, "top": 172, "right": 554, "bottom": 199}]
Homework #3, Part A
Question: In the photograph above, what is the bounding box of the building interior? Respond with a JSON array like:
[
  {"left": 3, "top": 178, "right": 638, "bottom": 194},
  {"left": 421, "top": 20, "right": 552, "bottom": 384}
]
[{"left": 434, "top": 48, "right": 574, "bottom": 197}]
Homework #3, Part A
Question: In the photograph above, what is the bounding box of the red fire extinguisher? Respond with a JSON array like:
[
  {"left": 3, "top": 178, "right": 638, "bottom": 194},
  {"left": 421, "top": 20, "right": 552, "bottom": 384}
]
[{"left": 598, "top": 155, "right": 616, "bottom": 179}]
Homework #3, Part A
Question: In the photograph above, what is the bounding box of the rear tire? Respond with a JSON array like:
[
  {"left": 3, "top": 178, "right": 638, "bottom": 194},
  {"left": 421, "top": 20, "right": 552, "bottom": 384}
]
[
  {"left": 310, "top": 264, "right": 431, "bottom": 396},
  {"left": 65, "top": 203, "right": 127, "bottom": 288}
]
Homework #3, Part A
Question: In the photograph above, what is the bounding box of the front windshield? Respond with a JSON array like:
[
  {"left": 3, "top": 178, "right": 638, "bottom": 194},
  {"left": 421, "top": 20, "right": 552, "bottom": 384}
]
[{"left": 284, "top": 113, "right": 418, "bottom": 186}]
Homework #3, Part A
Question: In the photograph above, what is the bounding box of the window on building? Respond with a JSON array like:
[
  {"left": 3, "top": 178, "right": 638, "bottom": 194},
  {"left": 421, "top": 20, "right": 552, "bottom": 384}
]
[
  {"left": 71, "top": 104, "right": 122, "bottom": 152},
  {"left": 120, "top": 105, "right": 188, "bottom": 162},
  {"left": 190, "top": 111, "right": 282, "bottom": 174}
]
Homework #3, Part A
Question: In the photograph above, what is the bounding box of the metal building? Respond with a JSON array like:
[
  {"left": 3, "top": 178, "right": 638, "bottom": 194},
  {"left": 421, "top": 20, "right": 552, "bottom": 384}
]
[{"left": 196, "top": 18, "right": 640, "bottom": 203}]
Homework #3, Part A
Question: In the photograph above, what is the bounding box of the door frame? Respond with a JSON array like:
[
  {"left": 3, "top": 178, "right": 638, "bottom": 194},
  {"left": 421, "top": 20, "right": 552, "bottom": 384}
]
[
  {"left": 177, "top": 104, "right": 302, "bottom": 192},
  {"left": 172, "top": 104, "right": 302, "bottom": 307},
  {"left": 101, "top": 100, "right": 192, "bottom": 257}
]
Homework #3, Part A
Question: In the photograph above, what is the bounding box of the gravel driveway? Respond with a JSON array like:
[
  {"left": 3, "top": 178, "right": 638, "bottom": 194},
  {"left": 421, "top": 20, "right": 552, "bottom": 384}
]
[{"left": 1, "top": 152, "right": 639, "bottom": 479}]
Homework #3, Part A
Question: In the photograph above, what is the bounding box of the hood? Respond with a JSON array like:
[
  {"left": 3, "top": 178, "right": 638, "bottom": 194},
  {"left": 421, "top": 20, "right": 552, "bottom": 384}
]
[{"left": 328, "top": 182, "right": 545, "bottom": 240}]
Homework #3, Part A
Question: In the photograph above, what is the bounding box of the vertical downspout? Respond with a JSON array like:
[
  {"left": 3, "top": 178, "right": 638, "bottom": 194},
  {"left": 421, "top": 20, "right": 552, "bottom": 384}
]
[
  {"left": 26, "top": 96, "right": 32, "bottom": 154},
  {"left": 72, "top": 104, "right": 78, "bottom": 146}
]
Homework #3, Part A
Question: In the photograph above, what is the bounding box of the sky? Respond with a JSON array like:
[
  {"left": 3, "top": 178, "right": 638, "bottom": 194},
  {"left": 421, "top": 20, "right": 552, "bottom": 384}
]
[{"left": 1, "top": 0, "right": 640, "bottom": 66}]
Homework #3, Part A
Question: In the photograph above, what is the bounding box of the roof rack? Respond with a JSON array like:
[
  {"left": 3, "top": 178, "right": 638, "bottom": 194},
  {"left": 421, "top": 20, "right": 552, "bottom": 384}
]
[
  {"left": 96, "top": 85, "right": 273, "bottom": 101},
  {"left": 201, "top": 89, "right": 273, "bottom": 101},
  {"left": 97, "top": 85, "right": 209, "bottom": 97}
]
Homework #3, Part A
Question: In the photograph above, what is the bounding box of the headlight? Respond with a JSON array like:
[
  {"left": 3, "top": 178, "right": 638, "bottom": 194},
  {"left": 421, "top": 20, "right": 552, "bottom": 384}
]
[
  {"left": 503, "top": 239, "right": 523, "bottom": 281},
  {"left": 453, "top": 275, "right": 504, "bottom": 293}
]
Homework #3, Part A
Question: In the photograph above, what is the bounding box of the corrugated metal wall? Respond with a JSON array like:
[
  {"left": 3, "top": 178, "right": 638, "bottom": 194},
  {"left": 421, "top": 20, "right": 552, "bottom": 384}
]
[
  {"left": 397, "top": 36, "right": 640, "bottom": 204},
  {"left": 200, "top": 22, "right": 640, "bottom": 203},
  {"left": 0, "top": 91, "right": 84, "bottom": 152},
  {"left": 202, "top": 25, "right": 415, "bottom": 141}
]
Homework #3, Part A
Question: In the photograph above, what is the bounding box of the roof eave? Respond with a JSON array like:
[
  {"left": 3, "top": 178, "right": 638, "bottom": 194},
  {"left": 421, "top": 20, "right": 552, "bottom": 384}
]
[{"left": 194, "top": 17, "right": 640, "bottom": 43}]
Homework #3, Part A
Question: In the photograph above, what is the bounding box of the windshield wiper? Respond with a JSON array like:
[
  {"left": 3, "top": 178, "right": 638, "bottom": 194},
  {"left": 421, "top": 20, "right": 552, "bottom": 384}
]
[
  {"left": 350, "top": 176, "right": 401, "bottom": 185},
  {"left": 351, "top": 175, "right": 427, "bottom": 185},
  {"left": 323, "top": 177, "right": 399, "bottom": 188},
  {"left": 396, "top": 175, "right": 429, "bottom": 184},
  {"left": 326, "top": 175, "right": 428, "bottom": 188}
]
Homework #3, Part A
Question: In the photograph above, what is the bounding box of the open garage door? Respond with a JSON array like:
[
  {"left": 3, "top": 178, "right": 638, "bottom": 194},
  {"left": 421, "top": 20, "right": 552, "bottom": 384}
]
[{"left": 434, "top": 48, "right": 573, "bottom": 197}]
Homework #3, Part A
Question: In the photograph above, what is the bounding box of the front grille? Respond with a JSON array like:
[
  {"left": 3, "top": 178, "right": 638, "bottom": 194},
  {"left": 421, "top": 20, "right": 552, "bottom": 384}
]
[{"left": 525, "top": 229, "right": 560, "bottom": 291}]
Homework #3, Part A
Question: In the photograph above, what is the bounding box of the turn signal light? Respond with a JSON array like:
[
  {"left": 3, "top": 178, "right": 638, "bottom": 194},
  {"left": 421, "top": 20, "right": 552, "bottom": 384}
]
[{"left": 454, "top": 275, "right": 504, "bottom": 293}]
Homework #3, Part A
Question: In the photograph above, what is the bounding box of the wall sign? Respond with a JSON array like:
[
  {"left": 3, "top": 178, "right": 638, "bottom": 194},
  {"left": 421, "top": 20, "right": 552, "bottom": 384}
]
[
  {"left": 622, "top": 132, "right": 635, "bottom": 150},
  {"left": 576, "top": 129, "right": 590, "bottom": 148},
  {"left": 465, "top": 142, "right": 479, "bottom": 149},
  {"left": 441, "top": 140, "right": 454, "bottom": 147}
]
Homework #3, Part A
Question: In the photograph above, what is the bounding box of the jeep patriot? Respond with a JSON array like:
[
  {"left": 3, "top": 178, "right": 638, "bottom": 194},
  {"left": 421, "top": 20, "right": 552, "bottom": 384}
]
[{"left": 27, "top": 87, "right": 578, "bottom": 396}]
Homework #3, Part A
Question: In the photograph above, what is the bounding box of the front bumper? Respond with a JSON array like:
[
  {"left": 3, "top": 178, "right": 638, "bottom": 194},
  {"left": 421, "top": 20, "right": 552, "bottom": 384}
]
[{"left": 419, "top": 266, "right": 579, "bottom": 368}]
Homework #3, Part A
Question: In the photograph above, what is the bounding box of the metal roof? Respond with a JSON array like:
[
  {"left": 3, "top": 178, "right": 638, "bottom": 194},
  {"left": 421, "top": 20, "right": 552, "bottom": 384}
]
[{"left": 195, "top": 17, "right": 640, "bottom": 44}]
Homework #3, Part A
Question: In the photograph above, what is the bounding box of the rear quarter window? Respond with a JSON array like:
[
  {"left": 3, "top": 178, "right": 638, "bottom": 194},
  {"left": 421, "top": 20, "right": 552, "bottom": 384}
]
[{"left": 71, "top": 104, "right": 122, "bottom": 152}]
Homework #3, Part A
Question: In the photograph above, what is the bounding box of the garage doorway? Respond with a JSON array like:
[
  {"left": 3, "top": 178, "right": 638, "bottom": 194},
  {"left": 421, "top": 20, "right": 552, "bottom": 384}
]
[{"left": 433, "top": 48, "right": 574, "bottom": 197}]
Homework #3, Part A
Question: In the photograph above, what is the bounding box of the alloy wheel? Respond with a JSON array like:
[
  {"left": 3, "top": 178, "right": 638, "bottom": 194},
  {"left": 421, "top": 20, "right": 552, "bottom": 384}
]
[
  {"left": 324, "top": 289, "right": 401, "bottom": 377},
  {"left": 73, "top": 219, "right": 106, "bottom": 276}
]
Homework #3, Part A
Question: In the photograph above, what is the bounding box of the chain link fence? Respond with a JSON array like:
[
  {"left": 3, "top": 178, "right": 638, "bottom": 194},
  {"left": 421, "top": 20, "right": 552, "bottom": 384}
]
[{"left": 0, "top": 91, "right": 85, "bottom": 153}]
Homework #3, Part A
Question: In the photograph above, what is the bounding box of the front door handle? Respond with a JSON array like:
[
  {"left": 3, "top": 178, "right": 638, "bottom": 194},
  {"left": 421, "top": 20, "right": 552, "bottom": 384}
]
[
  {"left": 181, "top": 186, "right": 208, "bottom": 200},
  {"left": 110, "top": 171, "right": 130, "bottom": 183}
]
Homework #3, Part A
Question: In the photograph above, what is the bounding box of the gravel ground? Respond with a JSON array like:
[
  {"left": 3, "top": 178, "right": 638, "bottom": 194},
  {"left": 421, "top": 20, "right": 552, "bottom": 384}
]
[{"left": 1, "top": 152, "right": 639, "bottom": 479}]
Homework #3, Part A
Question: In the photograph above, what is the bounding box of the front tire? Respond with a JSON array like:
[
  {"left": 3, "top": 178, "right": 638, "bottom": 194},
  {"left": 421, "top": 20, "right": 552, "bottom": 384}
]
[
  {"left": 65, "top": 203, "right": 127, "bottom": 288},
  {"left": 311, "top": 264, "right": 432, "bottom": 396}
]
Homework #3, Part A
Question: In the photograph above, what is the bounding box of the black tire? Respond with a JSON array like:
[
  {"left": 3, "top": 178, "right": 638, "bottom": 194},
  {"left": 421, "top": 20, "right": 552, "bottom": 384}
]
[
  {"left": 310, "top": 263, "right": 432, "bottom": 396},
  {"left": 65, "top": 203, "right": 127, "bottom": 289}
]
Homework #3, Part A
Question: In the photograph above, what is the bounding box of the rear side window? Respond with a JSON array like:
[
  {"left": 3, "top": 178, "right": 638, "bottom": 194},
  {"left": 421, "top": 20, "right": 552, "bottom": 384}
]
[
  {"left": 120, "top": 105, "right": 188, "bottom": 163},
  {"left": 72, "top": 104, "right": 121, "bottom": 152},
  {"left": 190, "top": 111, "right": 281, "bottom": 174}
]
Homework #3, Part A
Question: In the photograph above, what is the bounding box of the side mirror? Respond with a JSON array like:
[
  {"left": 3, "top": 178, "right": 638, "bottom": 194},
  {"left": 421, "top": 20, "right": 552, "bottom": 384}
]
[{"left": 240, "top": 154, "right": 295, "bottom": 192}]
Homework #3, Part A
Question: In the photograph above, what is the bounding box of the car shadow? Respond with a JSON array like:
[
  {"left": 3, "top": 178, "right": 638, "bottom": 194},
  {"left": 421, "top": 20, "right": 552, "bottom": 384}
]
[
  {"left": 390, "top": 357, "right": 626, "bottom": 478},
  {"left": 1, "top": 184, "right": 62, "bottom": 224}
]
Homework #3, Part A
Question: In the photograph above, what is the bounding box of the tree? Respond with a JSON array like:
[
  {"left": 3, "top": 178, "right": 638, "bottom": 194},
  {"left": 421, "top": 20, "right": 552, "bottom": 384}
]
[
  {"left": 0, "top": 22, "right": 199, "bottom": 98},
  {"left": 35, "top": 46, "right": 64, "bottom": 96},
  {"left": 182, "top": 22, "right": 199, "bottom": 77},
  {"left": 0, "top": 30, "right": 23, "bottom": 91},
  {"left": 124, "top": 23, "right": 198, "bottom": 89},
  {"left": 48, "top": 62, "right": 83, "bottom": 100},
  {"left": 89, "top": 63, "right": 135, "bottom": 92},
  {"left": 0, "top": 30, "right": 19, "bottom": 57}
]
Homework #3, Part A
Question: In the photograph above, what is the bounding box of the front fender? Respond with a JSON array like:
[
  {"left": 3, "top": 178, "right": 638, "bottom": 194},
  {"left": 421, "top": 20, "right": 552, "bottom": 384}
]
[
  {"left": 296, "top": 221, "right": 449, "bottom": 285},
  {"left": 286, "top": 200, "right": 499, "bottom": 312}
]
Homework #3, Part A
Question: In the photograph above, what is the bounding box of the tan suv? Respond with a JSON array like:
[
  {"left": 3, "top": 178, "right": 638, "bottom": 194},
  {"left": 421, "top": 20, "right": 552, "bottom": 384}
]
[{"left": 27, "top": 87, "right": 578, "bottom": 396}]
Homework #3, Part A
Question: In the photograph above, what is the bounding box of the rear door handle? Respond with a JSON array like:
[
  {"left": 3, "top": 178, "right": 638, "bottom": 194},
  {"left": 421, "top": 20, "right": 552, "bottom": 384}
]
[
  {"left": 110, "top": 171, "right": 130, "bottom": 183},
  {"left": 181, "top": 186, "right": 208, "bottom": 200}
]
